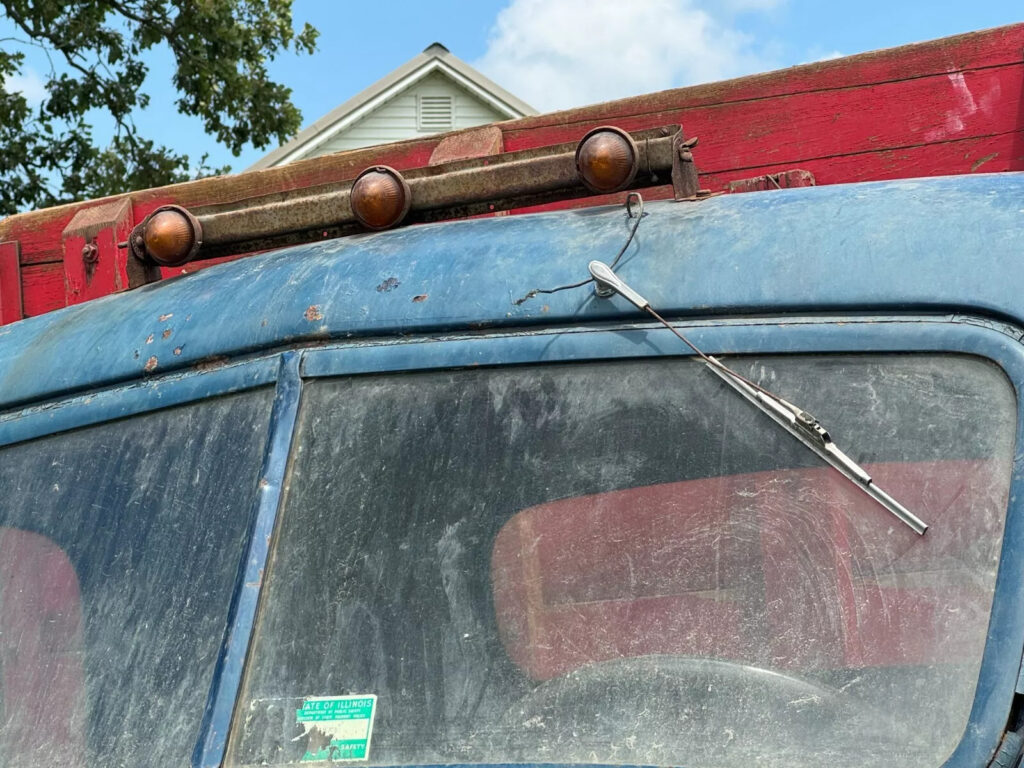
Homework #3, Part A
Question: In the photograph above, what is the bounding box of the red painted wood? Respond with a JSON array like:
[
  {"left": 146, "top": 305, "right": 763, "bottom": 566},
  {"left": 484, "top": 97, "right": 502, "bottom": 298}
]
[
  {"left": 20, "top": 263, "right": 66, "bottom": 318},
  {"left": 727, "top": 169, "right": 815, "bottom": 193},
  {"left": 501, "top": 65, "right": 1024, "bottom": 170},
  {"left": 6, "top": 215, "right": 69, "bottom": 266},
  {"left": 1, "top": 23, "right": 1022, "bottom": 321},
  {"left": 0, "top": 241, "right": 23, "bottom": 325},
  {"left": 62, "top": 198, "right": 134, "bottom": 305}
]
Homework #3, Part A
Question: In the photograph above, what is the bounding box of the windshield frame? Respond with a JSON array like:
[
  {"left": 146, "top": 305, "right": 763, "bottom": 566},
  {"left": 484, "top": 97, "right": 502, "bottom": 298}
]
[
  {"left": 5, "top": 312, "right": 1023, "bottom": 768},
  {"left": 287, "top": 313, "right": 1024, "bottom": 768}
]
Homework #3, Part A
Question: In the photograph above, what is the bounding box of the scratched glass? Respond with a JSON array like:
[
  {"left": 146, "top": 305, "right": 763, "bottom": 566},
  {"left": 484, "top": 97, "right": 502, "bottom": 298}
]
[
  {"left": 229, "top": 356, "right": 1015, "bottom": 768},
  {"left": 0, "top": 389, "right": 273, "bottom": 768}
]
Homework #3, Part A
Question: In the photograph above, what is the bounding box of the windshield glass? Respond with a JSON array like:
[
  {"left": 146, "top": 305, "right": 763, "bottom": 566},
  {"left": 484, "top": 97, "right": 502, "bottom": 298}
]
[
  {"left": 229, "top": 355, "right": 1015, "bottom": 768},
  {"left": 0, "top": 389, "right": 273, "bottom": 767}
]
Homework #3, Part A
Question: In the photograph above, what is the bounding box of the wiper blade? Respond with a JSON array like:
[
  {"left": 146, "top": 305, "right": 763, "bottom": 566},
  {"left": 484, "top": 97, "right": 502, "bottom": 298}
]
[
  {"left": 587, "top": 259, "right": 928, "bottom": 535},
  {"left": 703, "top": 361, "right": 927, "bottom": 534}
]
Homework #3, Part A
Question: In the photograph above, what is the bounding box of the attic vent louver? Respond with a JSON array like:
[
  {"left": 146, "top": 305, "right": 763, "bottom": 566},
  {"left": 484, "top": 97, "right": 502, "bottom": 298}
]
[{"left": 418, "top": 95, "right": 453, "bottom": 131}]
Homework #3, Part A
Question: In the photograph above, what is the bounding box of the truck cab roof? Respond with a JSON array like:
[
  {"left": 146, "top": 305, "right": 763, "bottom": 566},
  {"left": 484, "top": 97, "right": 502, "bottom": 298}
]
[{"left": 1, "top": 171, "right": 1020, "bottom": 411}]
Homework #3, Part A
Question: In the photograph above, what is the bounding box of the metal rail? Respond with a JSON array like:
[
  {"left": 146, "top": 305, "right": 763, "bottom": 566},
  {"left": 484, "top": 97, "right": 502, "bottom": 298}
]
[{"left": 125, "top": 125, "right": 701, "bottom": 280}]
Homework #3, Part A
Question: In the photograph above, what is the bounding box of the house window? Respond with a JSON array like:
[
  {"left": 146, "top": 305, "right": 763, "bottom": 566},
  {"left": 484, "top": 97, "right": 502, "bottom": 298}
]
[{"left": 417, "top": 95, "right": 453, "bottom": 131}]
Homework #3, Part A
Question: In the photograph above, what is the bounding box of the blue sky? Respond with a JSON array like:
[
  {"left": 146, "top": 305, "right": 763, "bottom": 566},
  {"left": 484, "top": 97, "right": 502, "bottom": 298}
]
[{"left": 7, "top": 0, "right": 1024, "bottom": 173}]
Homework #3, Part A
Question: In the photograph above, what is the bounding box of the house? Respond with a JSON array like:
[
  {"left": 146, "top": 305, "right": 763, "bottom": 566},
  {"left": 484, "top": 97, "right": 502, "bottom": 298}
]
[{"left": 248, "top": 43, "right": 537, "bottom": 170}]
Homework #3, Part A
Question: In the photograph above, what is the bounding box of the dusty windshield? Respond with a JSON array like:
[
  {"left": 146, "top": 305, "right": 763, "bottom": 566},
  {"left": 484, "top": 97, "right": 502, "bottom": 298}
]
[{"left": 229, "top": 355, "right": 1015, "bottom": 768}]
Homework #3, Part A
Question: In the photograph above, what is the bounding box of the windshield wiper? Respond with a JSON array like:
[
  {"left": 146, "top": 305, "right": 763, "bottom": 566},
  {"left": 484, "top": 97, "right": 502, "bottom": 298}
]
[{"left": 587, "top": 259, "right": 928, "bottom": 535}]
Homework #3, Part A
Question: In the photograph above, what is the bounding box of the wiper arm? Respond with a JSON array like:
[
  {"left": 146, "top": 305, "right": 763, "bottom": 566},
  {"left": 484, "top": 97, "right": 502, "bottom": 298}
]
[{"left": 588, "top": 260, "right": 928, "bottom": 535}]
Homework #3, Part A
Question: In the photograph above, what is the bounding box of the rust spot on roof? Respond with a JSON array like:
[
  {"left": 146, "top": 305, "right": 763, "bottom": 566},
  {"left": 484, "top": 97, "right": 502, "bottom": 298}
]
[
  {"left": 173, "top": 347, "right": 182, "bottom": 356},
  {"left": 159, "top": 313, "right": 173, "bottom": 322},
  {"left": 412, "top": 294, "right": 428, "bottom": 303},
  {"left": 195, "top": 355, "right": 230, "bottom": 371},
  {"left": 304, "top": 305, "right": 323, "bottom": 322},
  {"left": 162, "top": 328, "right": 172, "bottom": 339},
  {"left": 145, "top": 334, "right": 154, "bottom": 344},
  {"left": 144, "top": 356, "right": 158, "bottom": 373}
]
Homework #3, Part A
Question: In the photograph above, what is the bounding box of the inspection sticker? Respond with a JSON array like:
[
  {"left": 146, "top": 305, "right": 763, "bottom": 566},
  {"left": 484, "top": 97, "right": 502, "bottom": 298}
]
[{"left": 296, "top": 694, "right": 377, "bottom": 762}]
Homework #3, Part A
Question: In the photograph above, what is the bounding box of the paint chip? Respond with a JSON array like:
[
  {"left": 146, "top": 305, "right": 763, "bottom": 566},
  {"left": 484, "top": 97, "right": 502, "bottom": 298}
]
[
  {"left": 412, "top": 294, "right": 428, "bottom": 303},
  {"left": 304, "top": 305, "right": 323, "bottom": 322},
  {"left": 971, "top": 152, "right": 998, "bottom": 172},
  {"left": 162, "top": 329, "right": 172, "bottom": 339},
  {"left": 145, "top": 334, "right": 154, "bottom": 344},
  {"left": 159, "top": 313, "right": 173, "bottom": 322},
  {"left": 144, "top": 356, "right": 158, "bottom": 373},
  {"left": 377, "top": 276, "right": 400, "bottom": 292}
]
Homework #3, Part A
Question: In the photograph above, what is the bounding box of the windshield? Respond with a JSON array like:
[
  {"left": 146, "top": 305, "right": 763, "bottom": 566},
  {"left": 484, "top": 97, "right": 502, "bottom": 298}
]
[{"left": 229, "top": 355, "right": 1015, "bottom": 768}]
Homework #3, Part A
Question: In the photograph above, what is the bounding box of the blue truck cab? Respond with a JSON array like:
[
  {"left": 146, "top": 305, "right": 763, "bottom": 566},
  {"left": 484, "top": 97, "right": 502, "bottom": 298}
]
[{"left": 1, "top": 173, "right": 1023, "bottom": 768}]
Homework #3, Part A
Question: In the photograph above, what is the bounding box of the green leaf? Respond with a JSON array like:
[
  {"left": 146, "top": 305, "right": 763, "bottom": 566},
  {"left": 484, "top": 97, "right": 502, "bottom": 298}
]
[{"left": 0, "top": 0, "right": 318, "bottom": 214}]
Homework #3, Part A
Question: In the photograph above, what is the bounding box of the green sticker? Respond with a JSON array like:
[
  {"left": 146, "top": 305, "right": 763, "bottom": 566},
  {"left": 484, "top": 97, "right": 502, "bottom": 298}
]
[{"left": 295, "top": 694, "right": 377, "bottom": 762}]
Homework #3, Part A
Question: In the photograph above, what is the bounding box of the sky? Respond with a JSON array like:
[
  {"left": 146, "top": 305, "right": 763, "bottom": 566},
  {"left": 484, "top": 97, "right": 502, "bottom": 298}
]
[{"left": 6, "top": 0, "right": 1024, "bottom": 173}]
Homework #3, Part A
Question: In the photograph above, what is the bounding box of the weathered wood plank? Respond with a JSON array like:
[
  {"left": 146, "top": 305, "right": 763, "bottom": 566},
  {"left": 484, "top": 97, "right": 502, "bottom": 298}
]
[
  {"left": 20, "top": 263, "right": 66, "bottom": 317},
  {"left": 502, "top": 65, "right": 1023, "bottom": 173},
  {"left": 0, "top": 241, "right": 23, "bottom": 325}
]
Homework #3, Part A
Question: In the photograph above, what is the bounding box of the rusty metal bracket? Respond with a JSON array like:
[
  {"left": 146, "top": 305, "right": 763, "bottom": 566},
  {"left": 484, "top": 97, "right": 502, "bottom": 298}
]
[
  {"left": 126, "top": 250, "right": 163, "bottom": 289},
  {"left": 671, "top": 135, "right": 701, "bottom": 200}
]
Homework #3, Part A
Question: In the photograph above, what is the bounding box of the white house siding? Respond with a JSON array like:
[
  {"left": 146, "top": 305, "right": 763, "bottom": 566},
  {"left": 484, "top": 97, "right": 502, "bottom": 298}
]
[{"left": 300, "top": 71, "right": 507, "bottom": 158}]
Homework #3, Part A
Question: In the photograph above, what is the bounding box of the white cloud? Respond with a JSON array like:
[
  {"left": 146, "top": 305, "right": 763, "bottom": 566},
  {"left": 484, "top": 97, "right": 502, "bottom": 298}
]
[
  {"left": 474, "top": 0, "right": 781, "bottom": 112},
  {"left": 803, "top": 49, "right": 845, "bottom": 64},
  {"left": 718, "top": 0, "right": 785, "bottom": 11},
  {"left": 3, "top": 66, "right": 46, "bottom": 105}
]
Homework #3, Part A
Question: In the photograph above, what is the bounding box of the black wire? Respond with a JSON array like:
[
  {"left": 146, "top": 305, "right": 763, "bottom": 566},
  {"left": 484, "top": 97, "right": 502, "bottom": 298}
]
[
  {"left": 511, "top": 193, "right": 777, "bottom": 401},
  {"left": 609, "top": 192, "right": 644, "bottom": 270},
  {"left": 513, "top": 192, "right": 646, "bottom": 306}
]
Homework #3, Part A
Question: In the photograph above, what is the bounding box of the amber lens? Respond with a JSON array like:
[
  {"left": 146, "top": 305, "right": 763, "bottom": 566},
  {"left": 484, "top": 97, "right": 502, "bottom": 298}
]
[
  {"left": 351, "top": 167, "right": 410, "bottom": 230},
  {"left": 144, "top": 209, "right": 196, "bottom": 266},
  {"left": 576, "top": 129, "right": 638, "bottom": 193}
]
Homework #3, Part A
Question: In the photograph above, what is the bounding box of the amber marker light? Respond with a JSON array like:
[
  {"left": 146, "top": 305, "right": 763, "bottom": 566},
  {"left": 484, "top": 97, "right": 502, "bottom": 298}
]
[
  {"left": 351, "top": 166, "right": 411, "bottom": 230},
  {"left": 140, "top": 206, "right": 202, "bottom": 267},
  {"left": 575, "top": 127, "right": 639, "bottom": 194}
]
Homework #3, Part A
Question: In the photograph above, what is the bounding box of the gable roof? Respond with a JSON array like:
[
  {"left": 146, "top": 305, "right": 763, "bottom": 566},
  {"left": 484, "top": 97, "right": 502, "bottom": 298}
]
[{"left": 248, "top": 43, "right": 537, "bottom": 171}]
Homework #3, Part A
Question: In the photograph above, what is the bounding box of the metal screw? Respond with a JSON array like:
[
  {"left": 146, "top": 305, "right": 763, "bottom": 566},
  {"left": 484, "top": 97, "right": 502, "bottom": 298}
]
[{"left": 82, "top": 243, "right": 99, "bottom": 264}]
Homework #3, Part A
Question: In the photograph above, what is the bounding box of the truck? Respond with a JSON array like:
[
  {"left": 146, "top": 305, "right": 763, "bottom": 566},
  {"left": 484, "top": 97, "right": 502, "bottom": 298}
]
[{"left": 0, "top": 22, "right": 1023, "bottom": 768}]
